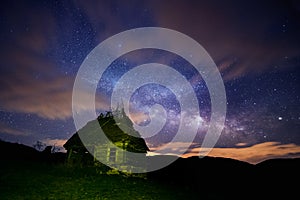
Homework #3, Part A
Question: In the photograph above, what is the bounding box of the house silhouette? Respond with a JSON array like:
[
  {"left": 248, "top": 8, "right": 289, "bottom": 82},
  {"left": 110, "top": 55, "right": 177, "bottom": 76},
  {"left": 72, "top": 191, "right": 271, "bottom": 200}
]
[{"left": 63, "top": 108, "right": 149, "bottom": 173}]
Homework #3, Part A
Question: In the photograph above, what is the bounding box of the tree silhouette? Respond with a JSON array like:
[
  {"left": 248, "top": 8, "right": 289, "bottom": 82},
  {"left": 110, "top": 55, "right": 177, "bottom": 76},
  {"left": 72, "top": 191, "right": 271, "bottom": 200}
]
[{"left": 33, "top": 141, "right": 46, "bottom": 151}]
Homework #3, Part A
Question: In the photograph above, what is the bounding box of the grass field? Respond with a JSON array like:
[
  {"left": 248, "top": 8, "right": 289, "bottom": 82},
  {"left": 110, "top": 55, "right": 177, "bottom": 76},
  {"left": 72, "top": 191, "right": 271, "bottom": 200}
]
[{"left": 0, "top": 161, "right": 199, "bottom": 200}]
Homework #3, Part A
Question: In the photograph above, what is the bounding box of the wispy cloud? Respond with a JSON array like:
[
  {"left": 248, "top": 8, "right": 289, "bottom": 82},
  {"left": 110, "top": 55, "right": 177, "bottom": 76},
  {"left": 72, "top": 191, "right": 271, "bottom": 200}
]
[
  {"left": 0, "top": 7, "right": 109, "bottom": 120},
  {"left": 42, "top": 138, "right": 67, "bottom": 148},
  {"left": 0, "top": 72, "right": 110, "bottom": 120},
  {"left": 0, "top": 122, "right": 27, "bottom": 136},
  {"left": 149, "top": 141, "right": 300, "bottom": 164},
  {"left": 189, "top": 142, "right": 300, "bottom": 164},
  {"left": 151, "top": 0, "right": 300, "bottom": 80}
]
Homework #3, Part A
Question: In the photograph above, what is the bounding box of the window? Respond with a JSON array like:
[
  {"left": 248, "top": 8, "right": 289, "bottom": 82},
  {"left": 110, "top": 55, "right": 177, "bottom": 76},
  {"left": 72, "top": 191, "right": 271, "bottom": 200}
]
[{"left": 109, "top": 148, "right": 116, "bottom": 162}]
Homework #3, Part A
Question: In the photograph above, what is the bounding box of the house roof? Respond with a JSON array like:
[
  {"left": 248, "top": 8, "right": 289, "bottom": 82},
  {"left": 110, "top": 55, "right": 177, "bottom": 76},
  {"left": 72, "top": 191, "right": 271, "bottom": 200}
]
[{"left": 63, "top": 112, "right": 149, "bottom": 153}]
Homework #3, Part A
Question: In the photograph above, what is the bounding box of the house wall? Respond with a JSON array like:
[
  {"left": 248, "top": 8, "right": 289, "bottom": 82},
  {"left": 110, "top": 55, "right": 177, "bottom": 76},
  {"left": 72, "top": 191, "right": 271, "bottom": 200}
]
[{"left": 94, "top": 143, "right": 125, "bottom": 166}]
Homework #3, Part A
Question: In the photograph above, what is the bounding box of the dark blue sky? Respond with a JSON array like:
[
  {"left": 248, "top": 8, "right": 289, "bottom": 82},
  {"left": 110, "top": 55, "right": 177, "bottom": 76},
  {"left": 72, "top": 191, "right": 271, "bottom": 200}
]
[{"left": 0, "top": 0, "right": 299, "bottom": 163}]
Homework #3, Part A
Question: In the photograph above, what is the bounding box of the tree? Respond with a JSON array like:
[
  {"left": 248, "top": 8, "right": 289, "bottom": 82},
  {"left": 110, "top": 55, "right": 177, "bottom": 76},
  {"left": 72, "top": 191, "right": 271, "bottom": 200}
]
[
  {"left": 33, "top": 141, "right": 46, "bottom": 151},
  {"left": 51, "top": 145, "right": 62, "bottom": 153}
]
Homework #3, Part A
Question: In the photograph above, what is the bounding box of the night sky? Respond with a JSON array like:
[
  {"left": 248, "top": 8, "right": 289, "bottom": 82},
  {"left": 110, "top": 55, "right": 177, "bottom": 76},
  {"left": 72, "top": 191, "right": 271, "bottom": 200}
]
[{"left": 1, "top": 0, "right": 300, "bottom": 164}]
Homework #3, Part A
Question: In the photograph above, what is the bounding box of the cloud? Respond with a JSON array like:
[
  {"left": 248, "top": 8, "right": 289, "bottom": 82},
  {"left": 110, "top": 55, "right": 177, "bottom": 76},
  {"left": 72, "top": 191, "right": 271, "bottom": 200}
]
[
  {"left": 0, "top": 122, "right": 27, "bottom": 136},
  {"left": 0, "top": 2, "right": 71, "bottom": 119},
  {"left": 148, "top": 141, "right": 300, "bottom": 164},
  {"left": 74, "top": 0, "right": 155, "bottom": 43},
  {"left": 42, "top": 138, "right": 67, "bottom": 147},
  {"left": 42, "top": 138, "right": 68, "bottom": 152},
  {"left": 74, "top": 0, "right": 122, "bottom": 40},
  {"left": 0, "top": 2, "right": 111, "bottom": 120},
  {"left": 128, "top": 111, "right": 149, "bottom": 125},
  {"left": 1, "top": 75, "right": 70, "bottom": 120},
  {"left": 0, "top": 72, "right": 110, "bottom": 120},
  {"left": 151, "top": 0, "right": 300, "bottom": 80},
  {"left": 0, "top": 45, "right": 110, "bottom": 120},
  {"left": 235, "top": 142, "right": 248, "bottom": 147},
  {"left": 185, "top": 142, "right": 300, "bottom": 164}
]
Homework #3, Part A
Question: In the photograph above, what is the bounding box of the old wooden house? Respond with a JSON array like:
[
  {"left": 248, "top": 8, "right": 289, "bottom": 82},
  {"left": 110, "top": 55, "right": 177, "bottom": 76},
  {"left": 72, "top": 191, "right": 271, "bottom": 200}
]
[{"left": 63, "top": 109, "right": 149, "bottom": 173}]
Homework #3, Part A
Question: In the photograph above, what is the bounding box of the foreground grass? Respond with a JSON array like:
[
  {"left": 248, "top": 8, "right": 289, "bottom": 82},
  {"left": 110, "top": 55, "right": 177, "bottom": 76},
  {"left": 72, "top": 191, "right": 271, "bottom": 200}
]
[{"left": 0, "top": 161, "right": 198, "bottom": 200}]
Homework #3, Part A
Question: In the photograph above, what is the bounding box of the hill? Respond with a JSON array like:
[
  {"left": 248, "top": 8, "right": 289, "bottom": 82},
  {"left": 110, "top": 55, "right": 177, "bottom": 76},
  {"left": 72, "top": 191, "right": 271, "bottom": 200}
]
[
  {"left": 1, "top": 139, "right": 299, "bottom": 198},
  {"left": 0, "top": 139, "right": 66, "bottom": 163},
  {"left": 147, "top": 155, "right": 299, "bottom": 198}
]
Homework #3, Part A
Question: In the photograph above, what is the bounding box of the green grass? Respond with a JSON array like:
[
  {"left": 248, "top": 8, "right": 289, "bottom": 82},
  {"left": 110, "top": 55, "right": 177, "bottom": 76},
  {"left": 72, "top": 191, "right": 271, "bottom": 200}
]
[{"left": 0, "top": 162, "right": 198, "bottom": 200}]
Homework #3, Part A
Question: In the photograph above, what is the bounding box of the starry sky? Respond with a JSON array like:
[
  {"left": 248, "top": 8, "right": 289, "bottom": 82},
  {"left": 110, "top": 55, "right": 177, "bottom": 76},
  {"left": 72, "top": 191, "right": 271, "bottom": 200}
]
[{"left": 0, "top": 0, "right": 300, "bottom": 164}]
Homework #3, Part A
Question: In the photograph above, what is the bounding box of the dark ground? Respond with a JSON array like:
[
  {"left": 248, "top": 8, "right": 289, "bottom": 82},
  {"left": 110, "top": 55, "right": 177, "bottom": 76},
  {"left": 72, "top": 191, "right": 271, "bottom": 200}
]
[{"left": 1, "top": 140, "right": 299, "bottom": 199}]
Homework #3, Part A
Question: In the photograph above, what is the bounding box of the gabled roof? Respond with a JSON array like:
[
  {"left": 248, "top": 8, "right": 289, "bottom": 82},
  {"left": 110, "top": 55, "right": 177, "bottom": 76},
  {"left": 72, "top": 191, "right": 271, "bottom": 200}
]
[{"left": 64, "top": 112, "right": 149, "bottom": 153}]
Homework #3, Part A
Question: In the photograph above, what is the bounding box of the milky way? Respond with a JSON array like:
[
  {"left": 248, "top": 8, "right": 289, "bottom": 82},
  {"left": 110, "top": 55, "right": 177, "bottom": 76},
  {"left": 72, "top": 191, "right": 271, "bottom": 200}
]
[{"left": 0, "top": 0, "right": 299, "bottom": 161}]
